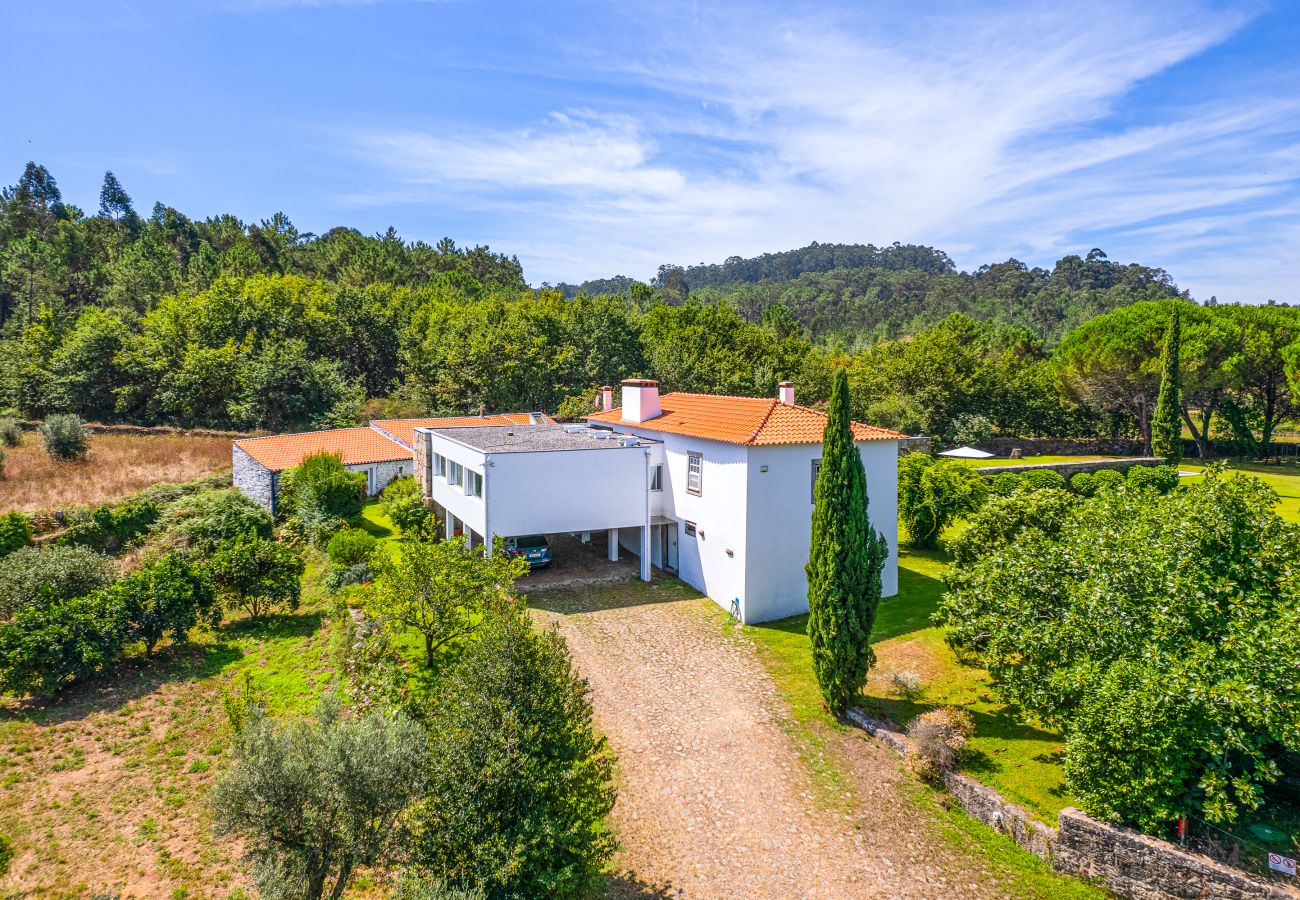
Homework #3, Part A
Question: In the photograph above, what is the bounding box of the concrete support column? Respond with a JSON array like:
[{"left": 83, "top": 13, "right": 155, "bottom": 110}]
[
  {"left": 607, "top": 528, "right": 619, "bottom": 562},
  {"left": 484, "top": 532, "right": 493, "bottom": 555},
  {"left": 446, "top": 512, "right": 456, "bottom": 541},
  {"left": 639, "top": 525, "right": 651, "bottom": 582}
]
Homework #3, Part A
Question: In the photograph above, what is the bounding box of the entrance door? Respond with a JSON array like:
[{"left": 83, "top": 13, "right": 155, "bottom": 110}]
[
  {"left": 662, "top": 524, "right": 679, "bottom": 572},
  {"left": 359, "top": 466, "right": 377, "bottom": 495}
]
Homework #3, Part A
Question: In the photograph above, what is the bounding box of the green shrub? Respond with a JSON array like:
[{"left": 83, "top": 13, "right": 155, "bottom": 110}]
[
  {"left": 115, "top": 553, "right": 218, "bottom": 656},
  {"left": 0, "top": 513, "right": 32, "bottom": 558},
  {"left": 987, "top": 471, "right": 1023, "bottom": 497},
  {"left": 158, "top": 489, "right": 273, "bottom": 556},
  {"left": 39, "top": 414, "right": 90, "bottom": 461},
  {"left": 279, "top": 452, "right": 367, "bottom": 525},
  {"left": 57, "top": 498, "right": 160, "bottom": 554},
  {"left": 326, "top": 528, "right": 378, "bottom": 568},
  {"left": 207, "top": 533, "right": 304, "bottom": 618},
  {"left": 408, "top": 600, "right": 616, "bottom": 898},
  {"left": 0, "top": 589, "right": 130, "bottom": 696},
  {"left": 898, "top": 453, "right": 987, "bottom": 548},
  {"left": 390, "top": 873, "right": 485, "bottom": 900},
  {"left": 0, "top": 545, "right": 116, "bottom": 618},
  {"left": 381, "top": 477, "right": 429, "bottom": 534},
  {"left": 0, "top": 832, "right": 11, "bottom": 877},
  {"left": 1017, "top": 469, "right": 1067, "bottom": 493},
  {"left": 1091, "top": 469, "right": 1125, "bottom": 493},
  {"left": 1127, "top": 464, "right": 1180, "bottom": 494},
  {"left": 0, "top": 417, "right": 22, "bottom": 448},
  {"left": 1069, "top": 471, "right": 1096, "bottom": 497}
]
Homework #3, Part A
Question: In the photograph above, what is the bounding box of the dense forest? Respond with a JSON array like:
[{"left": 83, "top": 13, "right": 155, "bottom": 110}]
[
  {"left": 556, "top": 241, "right": 1186, "bottom": 344},
  {"left": 0, "top": 161, "right": 1296, "bottom": 451}
]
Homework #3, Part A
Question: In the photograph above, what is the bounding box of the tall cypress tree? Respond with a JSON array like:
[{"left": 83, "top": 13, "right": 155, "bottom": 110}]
[
  {"left": 1151, "top": 307, "right": 1183, "bottom": 466},
  {"left": 806, "top": 367, "right": 887, "bottom": 712}
]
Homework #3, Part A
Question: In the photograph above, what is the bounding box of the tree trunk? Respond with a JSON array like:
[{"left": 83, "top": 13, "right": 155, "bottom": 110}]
[
  {"left": 329, "top": 858, "right": 353, "bottom": 900},
  {"left": 425, "top": 632, "right": 434, "bottom": 669}
]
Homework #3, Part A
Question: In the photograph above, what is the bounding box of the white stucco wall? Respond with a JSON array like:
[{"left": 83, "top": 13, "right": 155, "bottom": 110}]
[
  {"left": 743, "top": 440, "right": 899, "bottom": 623},
  {"left": 487, "top": 445, "right": 651, "bottom": 538}
]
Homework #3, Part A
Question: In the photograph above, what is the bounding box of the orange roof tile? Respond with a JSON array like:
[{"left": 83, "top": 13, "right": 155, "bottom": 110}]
[
  {"left": 586, "top": 393, "right": 902, "bottom": 446},
  {"left": 371, "top": 413, "right": 555, "bottom": 448},
  {"left": 234, "top": 427, "right": 410, "bottom": 472}
]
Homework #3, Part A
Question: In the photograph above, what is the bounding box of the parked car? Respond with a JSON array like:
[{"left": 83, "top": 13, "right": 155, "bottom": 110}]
[{"left": 506, "top": 533, "right": 552, "bottom": 568}]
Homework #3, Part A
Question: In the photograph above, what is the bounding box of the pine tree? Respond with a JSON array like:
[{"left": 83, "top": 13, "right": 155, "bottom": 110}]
[
  {"left": 806, "top": 367, "right": 887, "bottom": 712},
  {"left": 1151, "top": 307, "right": 1183, "bottom": 466}
]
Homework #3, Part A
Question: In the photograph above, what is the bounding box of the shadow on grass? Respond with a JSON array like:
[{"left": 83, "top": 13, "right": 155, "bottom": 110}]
[
  {"left": 218, "top": 609, "right": 324, "bottom": 641},
  {"left": 857, "top": 694, "right": 1062, "bottom": 751},
  {"left": 355, "top": 514, "right": 396, "bottom": 541}
]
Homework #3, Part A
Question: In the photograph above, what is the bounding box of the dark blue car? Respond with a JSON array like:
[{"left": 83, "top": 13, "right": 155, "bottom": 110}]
[{"left": 506, "top": 534, "right": 552, "bottom": 568}]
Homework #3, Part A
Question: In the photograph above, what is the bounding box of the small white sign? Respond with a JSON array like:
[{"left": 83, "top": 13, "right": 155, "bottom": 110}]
[{"left": 1268, "top": 853, "right": 1296, "bottom": 876}]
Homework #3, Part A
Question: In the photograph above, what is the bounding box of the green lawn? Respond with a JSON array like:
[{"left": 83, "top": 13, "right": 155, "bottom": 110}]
[
  {"left": 356, "top": 500, "right": 402, "bottom": 558},
  {"left": 748, "top": 550, "right": 1072, "bottom": 824},
  {"left": 1181, "top": 459, "right": 1300, "bottom": 523},
  {"left": 957, "top": 454, "right": 1115, "bottom": 469}
]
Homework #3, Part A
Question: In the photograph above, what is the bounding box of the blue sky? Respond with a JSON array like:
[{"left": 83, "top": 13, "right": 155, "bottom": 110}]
[{"left": 4, "top": 0, "right": 1299, "bottom": 301}]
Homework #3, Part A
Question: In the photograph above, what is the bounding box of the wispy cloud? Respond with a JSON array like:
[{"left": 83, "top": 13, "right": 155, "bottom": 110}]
[{"left": 339, "top": 0, "right": 1300, "bottom": 300}]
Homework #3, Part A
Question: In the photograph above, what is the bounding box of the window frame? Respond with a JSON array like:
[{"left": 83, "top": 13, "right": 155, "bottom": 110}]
[
  {"left": 468, "top": 470, "right": 483, "bottom": 498},
  {"left": 649, "top": 464, "right": 663, "bottom": 492},
  {"left": 686, "top": 451, "right": 703, "bottom": 496},
  {"left": 684, "top": 520, "right": 697, "bottom": 538},
  {"left": 811, "top": 458, "right": 821, "bottom": 503}
]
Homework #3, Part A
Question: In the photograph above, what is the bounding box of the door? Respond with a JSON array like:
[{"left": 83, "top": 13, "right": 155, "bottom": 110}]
[
  {"left": 360, "top": 466, "right": 377, "bottom": 495},
  {"left": 663, "top": 524, "right": 679, "bottom": 572}
]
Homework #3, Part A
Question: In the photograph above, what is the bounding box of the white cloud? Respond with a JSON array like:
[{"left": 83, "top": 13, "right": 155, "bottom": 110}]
[{"left": 339, "top": 0, "right": 1300, "bottom": 300}]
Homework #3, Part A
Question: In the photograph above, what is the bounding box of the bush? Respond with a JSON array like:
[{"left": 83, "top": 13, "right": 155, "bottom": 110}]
[
  {"left": 211, "top": 696, "right": 428, "bottom": 900},
  {"left": 1127, "top": 464, "right": 1180, "bottom": 494},
  {"left": 115, "top": 553, "right": 218, "bottom": 656},
  {"left": 323, "top": 561, "right": 373, "bottom": 593},
  {"left": 159, "top": 489, "right": 273, "bottom": 556},
  {"left": 889, "top": 670, "right": 923, "bottom": 700},
  {"left": 279, "top": 452, "right": 367, "bottom": 527},
  {"left": 906, "top": 707, "right": 974, "bottom": 784},
  {"left": 897, "top": 453, "right": 987, "bottom": 548},
  {"left": 1091, "top": 469, "right": 1125, "bottom": 493},
  {"left": 987, "top": 471, "right": 1023, "bottom": 497},
  {"left": 208, "top": 532, "right": 304, "bottom": 618},
  {"left": 0, "top": 589, "right": 129, "bottom": 696},
  {"left": 39, "top": 414, "right": 90, "bottom": 460},
  {"left": 0, "top": 417, "right": 22, "bottom": 447},
  {"left": 57, "top": 498, "right": 160, "bottom": 554},
  {"left": 1017, "top": 469, "right": 1066, "bottom": 493},
  {"left": 950, "top": 414, "right": 995, "bottom": 447},
  {"left": 408, "top": 600, "right": 616, "bottom": 897},
  {"left": 0, "top": 545, "right": 116, "bottom": 618},
  {"left": 941, "top": 468, "right": 1300, "bottom": 830},
  {"left": 381, "top": 477, "right": 429, "bottom": 534},
  {"left": 0, "top": 512, "right": 32, "bottom": 558},
  {"left": 1068, "top": 472, "right": 1096, "bottom": 497},
  {"left": 0, "top": 832, "right": 11, "bottom": 877},
  {"left": 326, "top": 528, "right": 378, "bottom": 569}
]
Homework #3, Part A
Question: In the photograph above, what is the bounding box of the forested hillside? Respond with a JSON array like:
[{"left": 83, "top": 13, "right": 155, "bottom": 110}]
[
  {"left": 1, "top": 161, "right": 1294, "bottom": 452},
  {"left": 559, "top": 242, "right": 1186, "bottom": 344}
]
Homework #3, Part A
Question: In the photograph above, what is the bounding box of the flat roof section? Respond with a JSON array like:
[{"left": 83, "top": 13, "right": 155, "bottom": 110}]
[{"left": 425, "top": 423, "right": 656, "bottom": 453}]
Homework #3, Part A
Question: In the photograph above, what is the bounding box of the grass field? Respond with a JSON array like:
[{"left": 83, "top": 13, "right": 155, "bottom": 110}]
[
  {"left": 1182, "top": 459, "right": 1300, "bottom": 523},
  {"left": 1, "top": 432, "right": 232, "bottom": 514},
  {"left": 0, "top": 551, "right": 345, "bottom": 897},
  {"left": 956, "top": 454, "right": 1114, "bottom": 468}
]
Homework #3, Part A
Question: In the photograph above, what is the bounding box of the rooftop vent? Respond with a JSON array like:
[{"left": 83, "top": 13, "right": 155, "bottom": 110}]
[{"left": 528, "top": 412, "right": 544, "bottom": 425}]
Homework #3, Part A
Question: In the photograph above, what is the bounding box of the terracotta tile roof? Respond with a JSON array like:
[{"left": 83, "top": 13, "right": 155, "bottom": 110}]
[
  {"left": 586, "top": 393, "right": 902, "bottom": 446},
  {"left": 234, "top": 427, "right": 410, "bottom": 473},
  {"left": 371, "top": 413, "right": 555, "bottom": 449}
]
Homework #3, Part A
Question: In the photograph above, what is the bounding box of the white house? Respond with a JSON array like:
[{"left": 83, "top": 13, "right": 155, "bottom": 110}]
[{"left": 411, "top": 379, "right": 900, "bottom": 623}]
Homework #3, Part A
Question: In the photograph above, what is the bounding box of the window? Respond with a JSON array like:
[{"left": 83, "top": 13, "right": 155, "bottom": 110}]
[
  {"left": 811, "top": 459, "right": 821, "bottom": 503},
  {"left": 684, "top": 520, "right": 697, "bottom": 537},
  {"left": 432, "top": 453, "right": 446, "bottom": 478},
  {"left": 450, "top": 461, "right": 464, "bottom": 488},
  {"left": 649, "top": 464, "right": 663, "bottom": 491},
  {"left": 686, "top": 452, "right": 702, "bottom": 495},
  {"left": 468, "top": 470, "right": 483, "bottom": 498}
]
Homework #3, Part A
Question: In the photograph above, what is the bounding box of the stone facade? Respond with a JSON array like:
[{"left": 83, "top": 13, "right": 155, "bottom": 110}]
[
  {"left": 359, "top": 459, "right": 411, "bottom": 497},
  {"left": 976, "top": 457, "right": 1164, "bottom": 479},
  {"left": 232, "top": 445, "right": 276, "bottom": 512},
  {"left": 846, "top": 708, "right": 1297, "bottom": 899}
]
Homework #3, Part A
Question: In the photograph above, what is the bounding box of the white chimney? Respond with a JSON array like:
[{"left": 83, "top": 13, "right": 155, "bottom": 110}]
[
  {"left": 600, "top": 385, "right": 613, "bottom": 412},
  {"left": 778, "top": 381, "right": 795, "bottom": 406},
  {"left": 620, "top": 379, "right": 662, "bottom": 423}
]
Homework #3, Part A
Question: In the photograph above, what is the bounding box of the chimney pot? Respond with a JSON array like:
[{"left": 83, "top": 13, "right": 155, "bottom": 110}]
[
  {"left": 620, "top": 378, "right": 661, "bottom": 423},
  {"left": 778, "top": 381, "right": 795, "bottom": 406},
  {"left": 600, "top": 385, "right": 613, "bottom": 413}
]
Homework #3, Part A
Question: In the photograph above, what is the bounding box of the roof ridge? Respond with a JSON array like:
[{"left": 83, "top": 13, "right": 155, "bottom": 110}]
[
  {"left": 235, "top": 425, "right": 373, "bottom": 444},
  {"left": 744, "top": 397, "right": 781, "bottom": 444}
]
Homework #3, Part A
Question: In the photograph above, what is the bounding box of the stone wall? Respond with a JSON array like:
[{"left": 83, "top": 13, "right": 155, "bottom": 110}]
[
  {"left": 232, "top": 446, "right": 275, "bottom": 513},
  {"left": 976, "top": 457, "right": 1163, "bottom": 479},
  {"left": 979, "top": 437, "right": 1145, "bottom": 456},
  {"left": 353, "top": 458, "right": 411, "bottom": 497},
  {"left": 846, "top": 708, "right": 1297, "bottom": 899},
  {"left": 1054, "top": 808, "right": 1295, "bottom": 900}
]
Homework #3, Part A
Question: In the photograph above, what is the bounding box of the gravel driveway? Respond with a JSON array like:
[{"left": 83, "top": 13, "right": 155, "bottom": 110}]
[{"left": 529, "top": 583, "right": 1027, "bottom": 899}]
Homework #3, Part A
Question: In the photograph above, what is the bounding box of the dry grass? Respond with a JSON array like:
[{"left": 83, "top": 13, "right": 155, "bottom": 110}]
[{"left": 1, "top": 433, "right": 232, "bottom": 514}]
